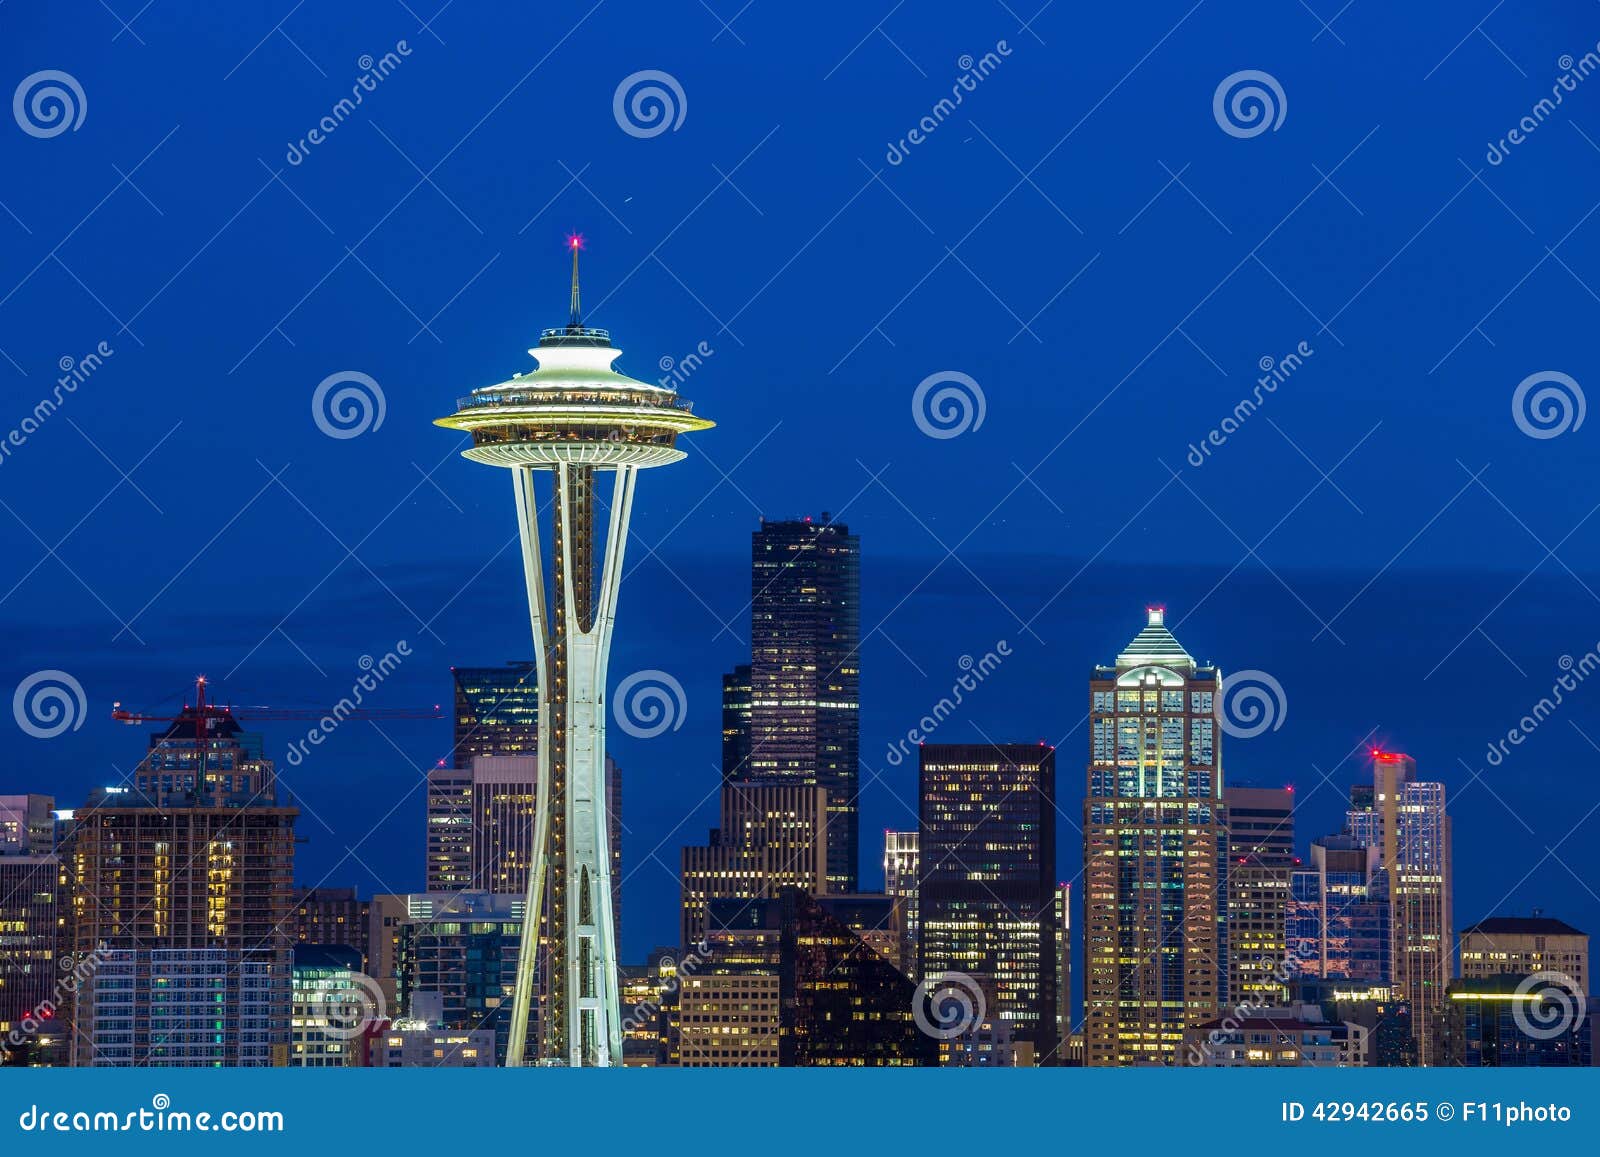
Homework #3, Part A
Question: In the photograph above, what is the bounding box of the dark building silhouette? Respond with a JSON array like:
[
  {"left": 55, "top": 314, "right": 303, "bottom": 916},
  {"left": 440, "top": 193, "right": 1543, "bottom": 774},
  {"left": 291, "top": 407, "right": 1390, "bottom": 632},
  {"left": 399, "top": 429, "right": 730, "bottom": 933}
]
[{"left": 919, "top": 742, "right": 1057, "bottom": 1060}]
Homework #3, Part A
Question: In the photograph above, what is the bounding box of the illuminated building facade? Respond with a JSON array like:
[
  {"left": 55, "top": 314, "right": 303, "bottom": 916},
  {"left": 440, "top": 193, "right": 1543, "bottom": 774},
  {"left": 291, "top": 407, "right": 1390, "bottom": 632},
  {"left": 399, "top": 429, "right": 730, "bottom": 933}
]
[
  {"left": 742, "top": 516, "right": 861, "bottom": 891},
  {"left": 919, "top": 742, "right": 1057, "bottom": 1059},
  {"left": 451, "top": 662, "right": 538, "bottom": 762},
  {"left": 290, "top": 886, "right": 370, "bottom": 970},
  {"left": 1441, "top": 974, "right": 1593, "bottom": 1067},
  {"left": 289, "top": 944, "right": 365, "bottom": 1067},
  {"left": 1348, "top": 752, "right": 1452, "bottom": 1065},
  {"left": 0, "top": 851, "right": 66, "bottom": 1067},
  {"left": 66, "top": 710, "right": 297, "bottom": 1068},
  {"left": 393, "top": 891, "right": 523, "bottom": 1066},
  {"left": 1225, "top": 785, "right": 1294, "bottom": 1006},
  {"left": 1458, "top": 913, "right": 1588, "bottom": 993},
  {"left": 437, "top": 248, "right": 710, "bottom": 1065},
  {"left": 1287, "top": 836, "right": 1389, "bottom": 985},
  {"left": 701, "top": 891, "right": 936, "bottom": 1067},
  {"left": 1056, "top": 881, "right": 1072, "bottom": 1061},
  {"left": 883, "top": 829, "right": 919, "bottom": 975},
  {"left": 0, "top": 794, "right": 55, "bottom": 855},
  {"left": 721, "top": 663, "right": 753, "bottom": 779},
  {"left": 1182, "top": 1012, "right": 1342, "bottom": 1066},
  {"left": 680, "top": 782, "right": 829, "bottom": 948},
  {"left": 1083, "top": 608, "right": 1227, "bottom": 1066}
]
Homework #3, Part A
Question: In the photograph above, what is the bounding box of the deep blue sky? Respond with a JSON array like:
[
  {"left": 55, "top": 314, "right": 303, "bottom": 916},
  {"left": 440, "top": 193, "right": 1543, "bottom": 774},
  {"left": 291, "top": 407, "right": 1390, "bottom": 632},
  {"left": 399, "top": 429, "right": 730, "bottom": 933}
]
[{"left": 4, "top": 2, "right": 1600, "bottom": 964}]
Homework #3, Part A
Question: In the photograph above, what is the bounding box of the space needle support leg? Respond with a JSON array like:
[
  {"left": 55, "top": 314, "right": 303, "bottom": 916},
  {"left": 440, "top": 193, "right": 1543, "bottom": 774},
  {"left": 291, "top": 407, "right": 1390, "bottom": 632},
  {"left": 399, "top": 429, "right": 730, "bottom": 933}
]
[
  {"left": 588, "top": 463, "right": 635, "bottom": 1065},
  {"left": 507, "top": 465, "right": 552, "bottom": 1067}
]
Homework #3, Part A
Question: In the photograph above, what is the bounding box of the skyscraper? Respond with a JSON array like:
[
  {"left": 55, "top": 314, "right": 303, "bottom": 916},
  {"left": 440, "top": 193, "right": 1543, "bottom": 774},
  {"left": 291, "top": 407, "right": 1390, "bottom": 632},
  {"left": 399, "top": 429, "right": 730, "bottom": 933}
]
[
  {"left": 66, "top": 706, "right": 297, "bottom": 1066},
  {"left": 451, "top": 662, "right": 538, "bottom": 762},
  {"left": 435, "top": 244, "right": 710, "bottom": 1066},
  {"left": 883, "top": 829, "right": 919, "bottom": 976},
  {"left": 1287, "top": 835, "right": 1390, "bottom": 987},
  {"left": 394, "top": 891, "right": 524, "bottom": 1066},
  {"left": 679, "top": 783, "right": 829, "bottom": 948},
  {"left": 721, "top": 664, "right": 753, "bottom": 780},
  {"left": 1348, "top": 751, "right": 1452, "bottom": 1065},
  {"left": 0, "top": 849, "right": 65, "bottom": 1067},
  {"left": 1224, "top": 785, "right": 1294, "bottom": 1007},
  {"left": 919, "top": 742, "right": 1057, "bottom": 1058},
  {"left": 1056, "top": 881, "right": 1072, "bottom": 1062},
  {"left": 742, "top": 516, "right": 861, "bottom": 891},
  {"left": 1083, "top": 607, "right": 1227, "bottom": 1066},
  {"left": 290, "top": 887, "right": 372, "bottom": 972}
]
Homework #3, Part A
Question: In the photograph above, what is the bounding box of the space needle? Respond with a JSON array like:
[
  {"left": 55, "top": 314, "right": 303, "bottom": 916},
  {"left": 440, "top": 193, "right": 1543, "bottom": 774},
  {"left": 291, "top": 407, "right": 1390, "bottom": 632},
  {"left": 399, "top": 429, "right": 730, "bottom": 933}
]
[{"left": 436, "top": 237, "right": 713, "bottom": 1066}]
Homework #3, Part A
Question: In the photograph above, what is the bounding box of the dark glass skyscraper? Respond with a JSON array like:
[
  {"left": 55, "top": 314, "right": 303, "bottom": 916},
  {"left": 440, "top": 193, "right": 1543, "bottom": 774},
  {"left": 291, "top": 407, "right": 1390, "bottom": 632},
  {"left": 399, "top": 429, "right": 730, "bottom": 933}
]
[
  {"left": 918, "top": 742, "right": 1057, "bottom": 1059},
  {"left": 714, "top": 517, "right": 864, "bottom": 891},
  {"left": 740, "top": 516, "right": 860, "bottom": 892},
  {"left": 451, "top": 662, "right": 538, "bottom": 762}
]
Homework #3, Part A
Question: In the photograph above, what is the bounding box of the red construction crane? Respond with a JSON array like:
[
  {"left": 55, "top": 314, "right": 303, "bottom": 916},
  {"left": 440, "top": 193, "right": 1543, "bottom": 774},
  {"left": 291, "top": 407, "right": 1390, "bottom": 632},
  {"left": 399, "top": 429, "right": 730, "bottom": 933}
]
[{"left": 111, "top": 675, "right": 442, "bottom": 732}]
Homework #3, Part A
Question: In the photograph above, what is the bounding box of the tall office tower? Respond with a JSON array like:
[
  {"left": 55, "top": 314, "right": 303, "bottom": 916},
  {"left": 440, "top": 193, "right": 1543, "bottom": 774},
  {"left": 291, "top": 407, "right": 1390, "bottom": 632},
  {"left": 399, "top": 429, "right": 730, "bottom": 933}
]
[
  {"left": 424, "top": 764, "right": 474, "bottom": 892},
  {"left": 451, "top": 662, "right": 538, "bottom": 762},
  {"left": 679, "top": 782, "right": 829, "bottom": 948},
  {"left": 1458, "top": 913, "right": 1588, "bottom": 992},
  {"left": 1225, "top": 785, "right": 1294, "bottom": 1007},
  {"left": 290, "top": 887, "right": 371, "bottom": 969},
  {"left": 366, "top": 894, "right": 409, "bottom": 1014},
  {"left": 700, "top": 891, "right": 938, "bottom": 1067},
  {"left": 1287, "top": 836, "right": 1390, "bottom": 986},
  {"left": 289, "top": 944, "right": 366, "bottom": 1067},
  {"left": 919, "top": 743, "right": 1057, "bottom": 1058},
  {"left": 743, "top": 516, "right": 861, "bottom": 891},
  {"left": 0, "top": 794, "right": 55, "bottom": 855},
  {"left": 883, "top": 830, "right": 920, "bottom": 975},
  {"left": 721, "top": 664, "right": 753, "bottom": 779},
  {"left": 1347, "top": 751, "right": 1452, "bottom": 1065},
  {"left": 394, "top": 891, "right": 524, "bottom": 1066},
  {"left": 67, "top": 706, "right": 296, "bottom": 1067},
  {"left": 1083, "top": 607, "right": 1227, "bottom": 1067},
  {"left": 0, "top": 851, "right": 66, "bottom": 1067},
  {"left": 1056, "top": 882, "right": 1072, "bottom": 1062},
  {"left": 435, "top": 247, "right": 710, "bottom": 1066}
]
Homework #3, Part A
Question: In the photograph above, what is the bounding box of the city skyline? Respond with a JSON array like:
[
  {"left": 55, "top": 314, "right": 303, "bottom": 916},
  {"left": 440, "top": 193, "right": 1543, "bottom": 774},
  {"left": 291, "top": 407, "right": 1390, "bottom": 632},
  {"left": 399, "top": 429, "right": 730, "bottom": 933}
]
[{"left": 6, "top": 1, "right": 1600, "bottom": 1073}]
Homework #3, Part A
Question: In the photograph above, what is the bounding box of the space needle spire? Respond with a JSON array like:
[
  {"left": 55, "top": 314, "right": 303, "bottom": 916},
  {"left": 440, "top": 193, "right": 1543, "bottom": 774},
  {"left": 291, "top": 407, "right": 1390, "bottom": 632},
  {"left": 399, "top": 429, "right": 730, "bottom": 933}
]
[{"left": 436, "top": 240, "right": 713, "bottom": 1066}]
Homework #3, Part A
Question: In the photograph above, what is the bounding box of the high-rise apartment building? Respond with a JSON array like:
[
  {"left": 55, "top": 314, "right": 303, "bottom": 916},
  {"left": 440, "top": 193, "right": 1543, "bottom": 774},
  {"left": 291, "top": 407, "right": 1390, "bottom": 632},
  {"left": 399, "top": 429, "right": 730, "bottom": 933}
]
[
  {"left": 66, "top": 708, "right": 296, "bottom": 1066},
  {"left": 1348, "top": 751, "right": 1452, "bottom": 1065},
  {"left": 740, "top": 516, "right": 860, "bottom": 892},
  {"left": 919, "top": 742, "right": 1057, "bottom": 1058},
  {"left": 1083, "top": 608, "right": 1227, "bottom": 1066},
  {"left": 1225, "top": 785, "right": 1294, "bottom": 1007},
  {"left": 680, "top": 783, "right": 829, "bottom": 948}
]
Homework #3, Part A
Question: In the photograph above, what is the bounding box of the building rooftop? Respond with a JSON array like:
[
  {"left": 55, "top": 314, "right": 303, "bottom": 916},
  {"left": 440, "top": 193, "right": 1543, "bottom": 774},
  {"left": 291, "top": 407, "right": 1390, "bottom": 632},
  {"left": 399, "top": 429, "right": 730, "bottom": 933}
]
[
  {"left": 1460, "top": 914, "right": 1586, "bottom": 938},
  {"left": 1113, "top": 607, "right": 1195, "bottom": 671}
]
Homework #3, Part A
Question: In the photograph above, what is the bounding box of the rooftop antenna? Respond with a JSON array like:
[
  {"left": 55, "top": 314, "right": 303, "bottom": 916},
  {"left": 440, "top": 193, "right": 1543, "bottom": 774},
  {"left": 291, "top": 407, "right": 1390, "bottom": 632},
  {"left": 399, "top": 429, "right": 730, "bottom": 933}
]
[{"left": 567, "top": 233, "right": 584, "bottom": 328}]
